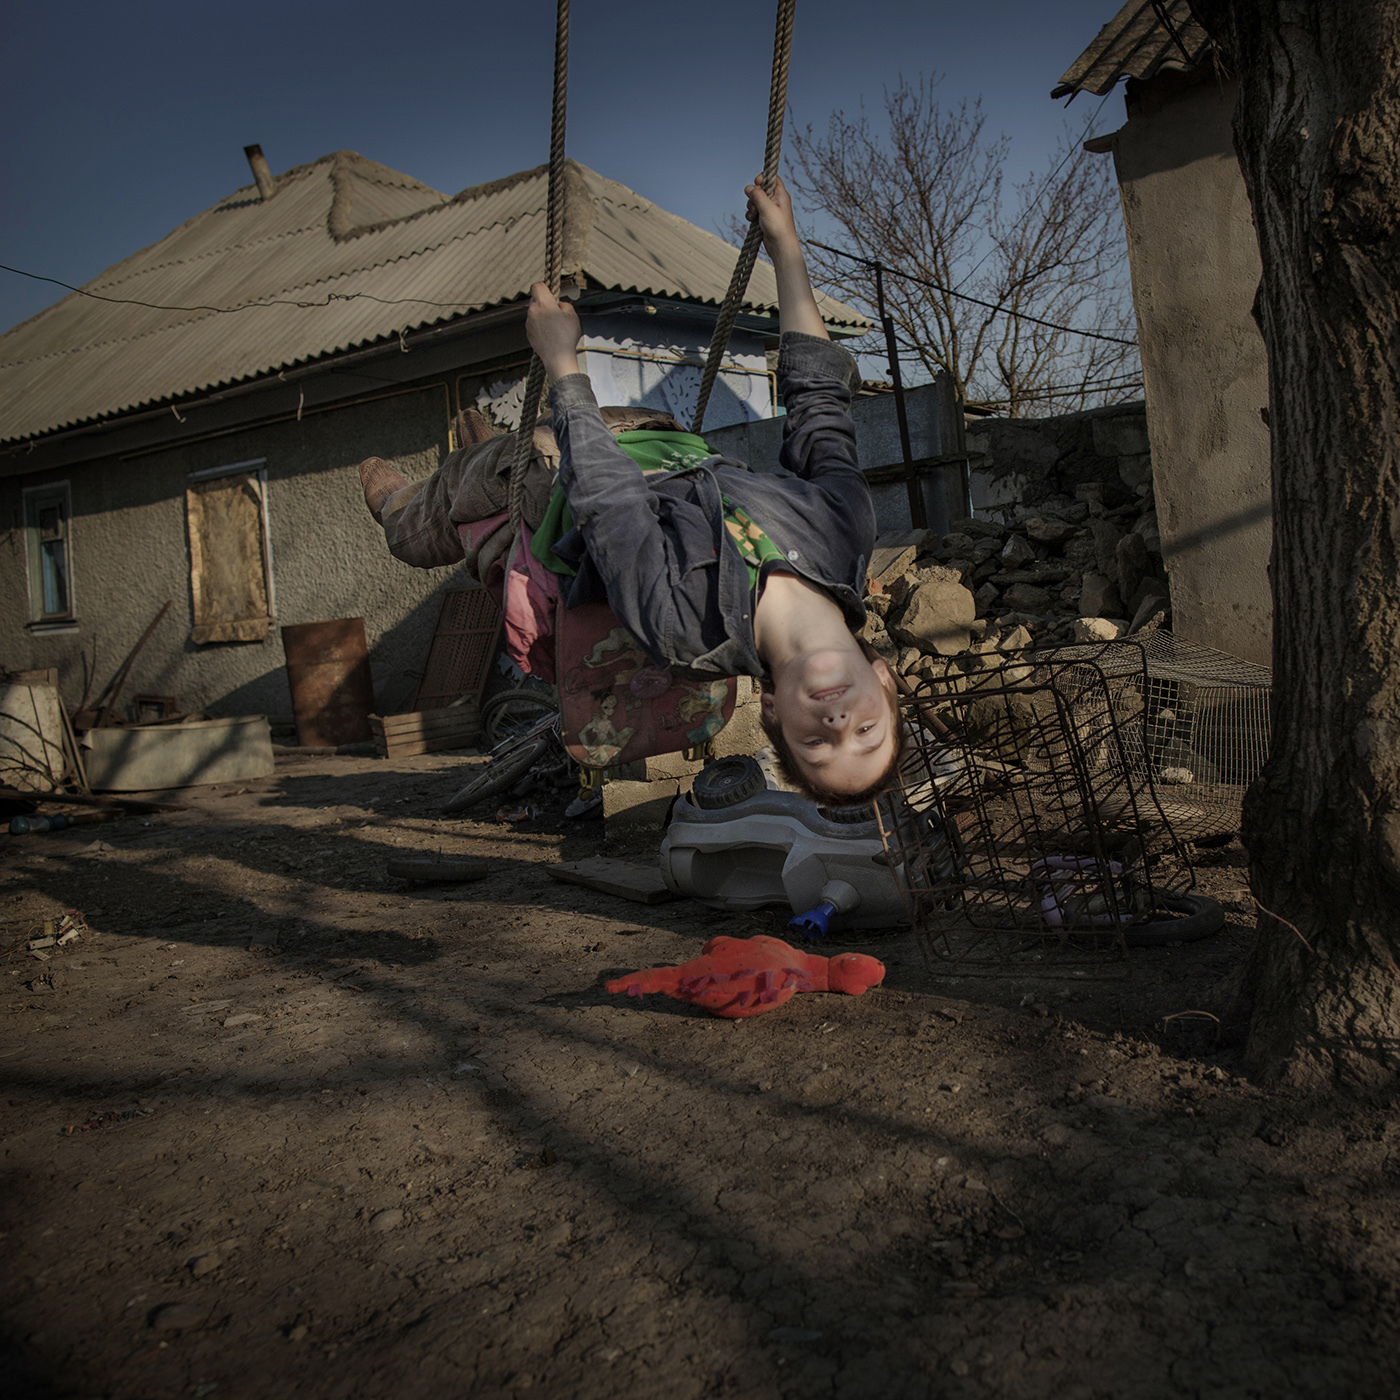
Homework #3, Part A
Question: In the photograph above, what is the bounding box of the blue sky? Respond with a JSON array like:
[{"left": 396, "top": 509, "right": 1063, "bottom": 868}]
[{"left": 1, "top": 0, "right": 1125, "bottom": 334}]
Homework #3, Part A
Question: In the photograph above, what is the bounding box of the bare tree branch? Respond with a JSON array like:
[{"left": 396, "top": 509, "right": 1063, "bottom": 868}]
[{"left": 781, "top": 75, "right": 1140, "bottom": 416}]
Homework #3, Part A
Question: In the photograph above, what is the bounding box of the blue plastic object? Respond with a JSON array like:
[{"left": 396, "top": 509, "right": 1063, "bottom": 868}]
[
  {"left": 9, "top": 815, "right": 74, "bottom": 835},
  {"left": 788, "top": 900, "right": 837, "bottom": 942}
]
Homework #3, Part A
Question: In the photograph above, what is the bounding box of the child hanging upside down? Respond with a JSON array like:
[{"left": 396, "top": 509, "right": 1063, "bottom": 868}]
[{"left": 361, "top": 175, "right": 901, "bottom": 803}]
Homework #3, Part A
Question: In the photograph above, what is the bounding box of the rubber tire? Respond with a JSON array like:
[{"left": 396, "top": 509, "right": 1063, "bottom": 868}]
[
  {"left": 442, "top": 738, "right": 550, "bottom": 814},
  {"left": 1124, "top": 893, "right": 1226, "bottom": 947},
  {"left": 690, "top": 755, "right": 765, "bottom": 810},
  {"left": 481, "top": 687, "right": 558, "bottom": 744},
  {"left": 819, "top": 802, "right": 878, "bottom": 824}
]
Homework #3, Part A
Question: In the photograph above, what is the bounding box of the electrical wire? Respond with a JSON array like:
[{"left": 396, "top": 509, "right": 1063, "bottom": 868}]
[
  {"left": 951, "top": 89, "right": 1115, "bottom": 294},
  {"left": 0, "top": 263, "right": 488, "bottom": 316},
  {"left": 806, "top": 240, "right": 1137, "bottom": 347}
]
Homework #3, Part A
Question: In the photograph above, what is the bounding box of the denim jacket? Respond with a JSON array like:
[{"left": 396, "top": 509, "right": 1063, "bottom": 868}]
[{"left": 549, "top": 332, "right": 874, "bottom": 676}]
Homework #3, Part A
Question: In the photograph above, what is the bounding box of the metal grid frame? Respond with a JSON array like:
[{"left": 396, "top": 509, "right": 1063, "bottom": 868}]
[
  {"left": 411, "top": 587, "right": 502, "bottom": 712},
  {"left": 877, "top": 641, "right": 1199, "bottom": 968}
]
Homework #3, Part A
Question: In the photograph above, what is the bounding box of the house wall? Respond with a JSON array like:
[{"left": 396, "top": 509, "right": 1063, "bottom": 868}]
[
  {"left": 1109, "top": 69, "right": 1273, "bottom": 667},
  {"left": 1, "top": 381, "right": 470, "bottom": 723},
  {"left": 0, "top": 308, "right": 785, "bottom": 722}
]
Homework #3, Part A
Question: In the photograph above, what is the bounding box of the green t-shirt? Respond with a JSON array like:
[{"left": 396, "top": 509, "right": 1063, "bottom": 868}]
[{"left": 529, "top": 428, "right": 785, "bottom": 592}]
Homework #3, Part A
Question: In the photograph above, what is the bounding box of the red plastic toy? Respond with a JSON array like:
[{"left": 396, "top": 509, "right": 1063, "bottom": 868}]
[{"left": 605, "top": 934, "right": 885, "bottom": 1019}]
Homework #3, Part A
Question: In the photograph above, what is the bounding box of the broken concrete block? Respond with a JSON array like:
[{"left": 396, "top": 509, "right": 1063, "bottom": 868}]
[
  {"left": 997, "top": 624, "right": 1033, "bottom": 653},
  {"left": 866, "top": 530, "right": 929, "bottom": 587},
  {"left": 1080, "top": 572, "right": 1124, "bottom": 618},
  {"left": 1118, "top": 453, "right": 1153, "bottom": 490},
  {"left": 1116, "top": 531, "right": 1151, "bottom": 602},
  {"left": 603, "top": 778, "right": 680, "bottom": 831},
  {"left": 973, "top": 581, "right": 1000, "bottom": 616},
  {"left": 1090, "top": 518, "right": 1126, "bottom": 576},
  {"left": 1128, "top": 587, "right": 1171, "bottom": 634},
  {"left": 889, "top": 571, "right": 976, "bottom": 655},
  {"left": 1134, "top": 511, "right": 1162, "bottom": 555},
  {"left": 1000, "top": 534, "right": 1036, "bottom": 567},
  {"left": 1000, "top": 582, "right": 1052, "bottom": 613},
  {"left": 1073, "top": 616, "right": 1129, "bottom": 644},
  {"left": 948, "top": 516, "right": 1007, "bottom": 540},
  {"left": 714, "top": 696, "right": 766, "bottom": 758},
  {"left": 1024, "top": 515, "right": 1078, "bottom": 547}
]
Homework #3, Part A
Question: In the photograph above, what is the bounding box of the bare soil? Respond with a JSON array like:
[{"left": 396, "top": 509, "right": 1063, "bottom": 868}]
[{"left": 2, "top": 751, "right": 1397, "bottom": 1399}]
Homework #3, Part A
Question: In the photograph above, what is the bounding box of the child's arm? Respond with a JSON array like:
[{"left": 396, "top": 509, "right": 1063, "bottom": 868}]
[
  {"left": 746, "top": 179, "right": 864, "bottom": 491},
  {"left": 745, "top": 175, "right": 829, "bottom": 341},
  {"left": 525, "top": 283, "right": 582, "bottom": 379}
]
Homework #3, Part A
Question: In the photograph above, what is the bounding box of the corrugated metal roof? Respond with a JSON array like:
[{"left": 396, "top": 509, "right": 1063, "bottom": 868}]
[
  {"left": 1053, "top": 0, "right": 1213, "bottom": 98},
  {"left": 0, "top": 153, "right": 868, "bottom": 445}
]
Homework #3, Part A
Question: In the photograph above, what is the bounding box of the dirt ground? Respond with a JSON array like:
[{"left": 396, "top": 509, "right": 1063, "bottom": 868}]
[{"left": 2, "top": 749, "right": 1398, "bottom": 1400}]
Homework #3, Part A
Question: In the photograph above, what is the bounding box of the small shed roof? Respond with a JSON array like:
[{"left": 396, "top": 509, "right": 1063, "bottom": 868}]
[
  {"left": 1052, "top": 0, "right": 1213, "bottom": 99},
  {"left": 0, "top": 153, "right": 867, "bottom": 446}
]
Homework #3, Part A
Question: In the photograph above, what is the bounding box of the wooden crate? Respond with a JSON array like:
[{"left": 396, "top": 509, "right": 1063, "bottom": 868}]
[{"left": 370, "top": 703, "right": 481, "bottom": 759}]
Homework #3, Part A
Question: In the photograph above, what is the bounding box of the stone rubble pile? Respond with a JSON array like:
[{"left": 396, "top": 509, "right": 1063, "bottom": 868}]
[{"left": 861, "top": 469, "right": 1169, "bottom": 678}]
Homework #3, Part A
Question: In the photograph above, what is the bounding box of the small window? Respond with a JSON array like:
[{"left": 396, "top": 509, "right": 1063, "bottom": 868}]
[
  {"left": 185, "top": 460, "right": 275, "bottom": 644},
  {"left": 22, "top": 483, "right": 75, "bottom": 624}
]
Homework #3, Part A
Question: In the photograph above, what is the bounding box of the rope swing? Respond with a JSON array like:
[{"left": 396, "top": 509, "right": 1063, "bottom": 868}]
[
  {"left": 508, "top": 0, "right": 571, "bottom": 533},
  {"left": 692, "top": 0, "right": 797, "bottom": 434},
  {"left": 506, "top": 0, "right": 797, "bottom": 525}
]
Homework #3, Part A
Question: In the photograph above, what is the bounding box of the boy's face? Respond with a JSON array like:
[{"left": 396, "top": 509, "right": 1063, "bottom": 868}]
[{"left": 761, "top": 652, "right": 899, "bottom": 796}]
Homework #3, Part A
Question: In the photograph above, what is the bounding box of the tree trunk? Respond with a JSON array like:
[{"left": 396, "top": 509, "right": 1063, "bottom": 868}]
[{"left": 1189, "top": 1, "right": 1400, "bottom": 1086}]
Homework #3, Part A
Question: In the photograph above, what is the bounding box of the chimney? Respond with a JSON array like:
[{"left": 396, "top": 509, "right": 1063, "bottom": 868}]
[{"left": 244, "top": 144, "right": 277, "bottom": 201}]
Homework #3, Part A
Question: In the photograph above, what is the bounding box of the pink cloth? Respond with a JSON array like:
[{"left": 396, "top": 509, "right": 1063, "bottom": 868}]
[{"left": 458, "top": 519, "right": 561, "bottom": 684}]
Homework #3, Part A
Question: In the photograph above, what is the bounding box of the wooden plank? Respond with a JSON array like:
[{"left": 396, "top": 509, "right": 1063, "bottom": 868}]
[
  {"left": 372, "top": 705, "right": 480, "bottom": 736},
  {"left": 376, "top": 733, "right": 480, "bottom": 760},
  {"left": 547, "top": 857, "right": 679, "bottom": 905},
  {"left": 375, "top": 716, "right": 479, "bottom": 739},
  {"left": 372, "top": 722, "right": 481, "bottom": 744}
]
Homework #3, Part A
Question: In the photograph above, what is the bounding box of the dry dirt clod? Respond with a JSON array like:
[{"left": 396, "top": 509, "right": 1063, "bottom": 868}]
[{"left": 150, "top": 1302, "right": 204, "bottom": 1332}]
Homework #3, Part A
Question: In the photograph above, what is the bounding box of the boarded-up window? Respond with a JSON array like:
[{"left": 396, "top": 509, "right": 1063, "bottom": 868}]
[{"left": 186, "top": 465, "right": 273, "bottom": 645}]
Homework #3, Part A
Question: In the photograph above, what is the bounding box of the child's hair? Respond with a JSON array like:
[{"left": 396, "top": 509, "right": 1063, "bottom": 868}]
[{"left": 758, "top": 682, "right": 906, "bottom": 808}]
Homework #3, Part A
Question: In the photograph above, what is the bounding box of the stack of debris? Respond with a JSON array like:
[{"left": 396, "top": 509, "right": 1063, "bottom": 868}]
[{"left": 862, "top": 472, "right": 1169, "bottom": 677}]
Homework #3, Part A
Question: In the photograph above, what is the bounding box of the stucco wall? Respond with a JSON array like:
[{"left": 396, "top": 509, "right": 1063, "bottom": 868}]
[
  {"left": 1111, "top": 71, "right": 1273, "bottom": 667},
  {"left": 1, "top": 381, "right": 473, "bottom": 721}
]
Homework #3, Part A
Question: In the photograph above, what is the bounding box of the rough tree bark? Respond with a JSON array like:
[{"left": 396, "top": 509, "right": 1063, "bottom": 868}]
[{"left": 1190, "top": 1, "right": 1400, "bottom": 1085}]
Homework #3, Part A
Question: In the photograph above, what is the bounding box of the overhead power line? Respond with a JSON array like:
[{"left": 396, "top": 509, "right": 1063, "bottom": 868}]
[
  {"left": 0, "top": 263, "right": 488, "bottom": 316},
  {"left": 806, "top": 240, "right": 1138, "bottom": 348}
]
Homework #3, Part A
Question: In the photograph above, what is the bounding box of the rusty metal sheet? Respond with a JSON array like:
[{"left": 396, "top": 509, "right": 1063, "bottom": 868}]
[{"left": 281, "top": 618, "right": 375, "bottom": 748}]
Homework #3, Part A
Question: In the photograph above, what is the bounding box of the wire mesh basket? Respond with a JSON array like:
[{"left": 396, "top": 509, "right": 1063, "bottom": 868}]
[
  {"left": 1129, "top": 631, "right": 1271, "bottom": 839},
  {"left": 878, "top": 641, "right": 1206, "bottom": 968}
]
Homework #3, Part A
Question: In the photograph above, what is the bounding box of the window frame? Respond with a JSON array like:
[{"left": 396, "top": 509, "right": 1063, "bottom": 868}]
[
  {"left": 184, "top": 457, "right": 277, "bottom": 644},
  {"left": 21, "top": 481, "right": 77, "bottom": 630}
]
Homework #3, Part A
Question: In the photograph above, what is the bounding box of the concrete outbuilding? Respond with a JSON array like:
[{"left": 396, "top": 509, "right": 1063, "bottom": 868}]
[{"left": 1056, "top": 1, "right": 1273, "bottom": 667}]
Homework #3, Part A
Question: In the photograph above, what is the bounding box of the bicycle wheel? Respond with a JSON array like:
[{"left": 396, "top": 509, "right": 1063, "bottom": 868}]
[
  {"left": 442, "top": 738, "right": 550, "bottom": 814},
  {"left": 481, "top": 686, "right": 559, "bottom": 744}
]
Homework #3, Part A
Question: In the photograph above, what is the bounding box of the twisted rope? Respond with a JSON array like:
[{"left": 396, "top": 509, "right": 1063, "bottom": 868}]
[
  {"left": 691, "top": 0, "right": 797, "bottom": 434},
  {"left": 508, "top": 0, "right": 570, "bottom": 532}
]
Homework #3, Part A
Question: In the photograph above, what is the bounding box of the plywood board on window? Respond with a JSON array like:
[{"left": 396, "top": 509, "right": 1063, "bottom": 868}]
[{"left": 186, "top": 473, "right": 271, "bottom": 644}]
